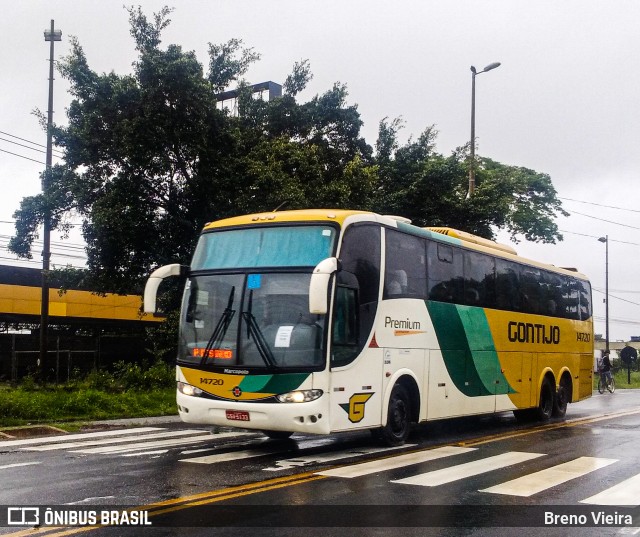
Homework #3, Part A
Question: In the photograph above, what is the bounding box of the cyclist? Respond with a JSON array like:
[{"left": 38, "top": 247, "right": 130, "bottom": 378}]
[{"left": 600, "top": 350, "right": 613, "bottom": 389}]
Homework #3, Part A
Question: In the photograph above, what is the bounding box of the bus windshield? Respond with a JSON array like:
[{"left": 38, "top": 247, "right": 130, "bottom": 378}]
[
  {"left": 179, "top": 272, "right": 325, "bottom": 371},
  {"left": 191, "top": 225, "right": 337, "bottom": 270}
]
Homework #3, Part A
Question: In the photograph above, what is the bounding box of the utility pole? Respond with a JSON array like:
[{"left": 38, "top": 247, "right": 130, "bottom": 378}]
[
  {"left": 40, "top": 20, "right": 62, "bottom": 374},
  {"left": 598, "top": 235, "right": 610, "bottom": 352},
  {"left": 468, "top": 62, "right": 501, "bottom": 197}
]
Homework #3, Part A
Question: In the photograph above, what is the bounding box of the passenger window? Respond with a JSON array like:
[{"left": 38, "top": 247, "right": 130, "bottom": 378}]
[
  {"left": 496, "top": 259, "right": 522, "bottom": 311},
  {"left": 383, "top": 229, "right": 427, "bottom": 299},
  {"left": 463, "top": 251, "right": 495, "bottom": 307},
  {"left": 427, "top": 242, "right": 463, "bottom": 303}
]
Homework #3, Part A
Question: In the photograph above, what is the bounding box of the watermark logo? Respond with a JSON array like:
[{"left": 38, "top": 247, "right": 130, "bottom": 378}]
[{"left": 7, "top": 507, "right": 39, "bottom": 526}]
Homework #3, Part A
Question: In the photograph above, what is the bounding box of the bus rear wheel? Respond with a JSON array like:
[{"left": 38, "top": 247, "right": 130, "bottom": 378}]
[
  {"left": 380, "top": 384, "right": 412, "bottom": 446},
  {"left": 536, "top": 377, "right": 555, "bottom": 421},
  {"left": 552, "top": 377, "right": 570, "bottom": 418}
]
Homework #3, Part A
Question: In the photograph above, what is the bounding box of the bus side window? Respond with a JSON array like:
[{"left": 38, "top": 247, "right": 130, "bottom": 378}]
[
  {"left": 496, "top": 259, "right": 521, "bottom": 311},
  {"left": 463, "top": 251, "right": 495, "bottom": 308},
  {"left": 427, "top": 241, "right": 463, "bottom": 303},
  {"left": 384, "top": 229, "right": 427, "bottom": 299}
]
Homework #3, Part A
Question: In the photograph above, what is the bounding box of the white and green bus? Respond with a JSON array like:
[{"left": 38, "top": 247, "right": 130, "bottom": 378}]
[{"left": 144, "top": 209, "right": 593, "bottom": 445}]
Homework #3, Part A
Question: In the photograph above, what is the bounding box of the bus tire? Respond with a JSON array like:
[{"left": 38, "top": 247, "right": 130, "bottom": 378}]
[
  {"left": 380, "top": 383, "right": 412, "bottom": 446},
  {"left": 262, "top": 430, "right": 293, "bottom": 440},
  {"left": 552, "top": 377, "right": 570, "bottom": 418},
  {"left": 536, "top": 377, "right": 555, "bottom": 421}
]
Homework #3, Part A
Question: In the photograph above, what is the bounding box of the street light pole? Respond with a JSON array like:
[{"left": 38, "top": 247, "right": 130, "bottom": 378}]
[
  {"left": 598, "top": 235, "right": 609, "bottom": 352},
  {"left": 468, "top": 62, "right": 501, "bottom": 197},
  {"left": 40, "top": 20, "right": 62, "bottom": 374}
]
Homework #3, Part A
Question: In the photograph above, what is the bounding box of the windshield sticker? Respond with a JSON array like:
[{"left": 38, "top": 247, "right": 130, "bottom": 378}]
[
  {"left": 274, "top": 325, "right": 294, "bottom": 347},
  {"left": 197, "top": 290, "right": 209, "bottom": 305},
  {"left": 247, "top": 274, "right": 262, "bottom": 289}
]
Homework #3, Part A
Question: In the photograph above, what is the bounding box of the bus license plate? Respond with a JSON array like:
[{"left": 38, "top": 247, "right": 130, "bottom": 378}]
[{"left": 226, "top": 410, "right": 250, "bottom": 422}]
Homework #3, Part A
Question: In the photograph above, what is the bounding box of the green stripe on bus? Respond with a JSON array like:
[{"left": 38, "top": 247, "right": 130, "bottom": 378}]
[
  {"left": 426, "top": 301, "right": 514, "bottom": 396},
  {"left": 456, "top": 305, "right": 515, "bottom": 395},
  {"left": 239, "top": 373, "right": 309, "bottom": 394},
  {"left": 261, "top": 373, "right": 310, "bottom": 395}
]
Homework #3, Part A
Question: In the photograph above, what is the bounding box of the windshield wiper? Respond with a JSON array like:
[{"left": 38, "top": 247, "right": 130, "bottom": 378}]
[
  {"left": 242, "top": 290, "right": 277, "bottom": 368},
  {"left": 200, "top": 286, "right": 236, "bottom": 365}
]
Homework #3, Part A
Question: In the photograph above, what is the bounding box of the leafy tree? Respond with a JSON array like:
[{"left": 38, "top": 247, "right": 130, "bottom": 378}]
[
  {"left": 10, "top": 6, "right": 375, "bottom": 294},
  {"left": 372, "top": 118, "right": 567, "bottom": 243},
  {"left": 10, "top": 5, "right": 566, "bottom": 300}
]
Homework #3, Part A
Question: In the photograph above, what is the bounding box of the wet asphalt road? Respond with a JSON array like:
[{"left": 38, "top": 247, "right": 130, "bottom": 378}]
[{"left": 1, "top": 389, "right": 639, "bottom": 537}]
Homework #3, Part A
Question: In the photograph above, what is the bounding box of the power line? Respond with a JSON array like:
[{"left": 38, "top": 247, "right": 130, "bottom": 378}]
[
  {"left": 0, "top": 147, "right": 45, "bottom": 165},
  {"left": 593, "top": 316, "right": 640, "bottom": 327},
  {"left": 592, "top": 287, "right": 640, "bottom": 307},
  {"left": 0, "top": 130, "right": 64, "bottom": 157},
  {"left": 0, "top": 137, "right": 64, "bottom": 159},
  {"left": 559, "top": 196, "right": 640, "bottom": 214},
  {"left": 0, "top": 247, "right": 87, "bottom": 262},
  {"left": 0, "top": 256, "right": 85, "bottom": 269},
  {"left": 0, "top": 234, "right": 86, "bottom": 250},
  {"left": 558, "top": 229, "right": 640, "bottom": 246},
  {"left": 0, "top": 219, "right": 83, "bottom": 227},
  {"left": 567, "top": 209, "right": 640, "bottom": 231}
]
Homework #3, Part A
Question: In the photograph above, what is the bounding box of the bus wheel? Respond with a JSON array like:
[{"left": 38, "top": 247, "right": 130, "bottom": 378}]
[
  {"left": 262, "top": 430, "right": 293, "bottom": 440},
  {"left": 380, "top": 384, "right": 411, "bottom": 446},
  {"left": 552, "top": 377, "right": 570, "bottom": 418},
  {"left": 536, "top": 377, "right": 555, "bottom": 421}
]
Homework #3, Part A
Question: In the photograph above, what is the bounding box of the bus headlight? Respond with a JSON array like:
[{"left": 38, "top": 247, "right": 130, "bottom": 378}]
[
  {"left": 178, "top": 381, "right": 203, "bottom": 397},
  {"left": 276, "top": 389, "right": 323, "bottom": 403}
]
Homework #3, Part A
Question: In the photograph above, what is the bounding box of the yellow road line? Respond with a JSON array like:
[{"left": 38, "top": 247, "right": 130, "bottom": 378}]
[
  {"left": 4, "top": 405, "right": 640, "bottom": 536},
  {"left": 461, "top": 406, "right": 640, "bottom": 447},
  {"left": 1, "top": 472, "right": 327, "bottom": 537}
]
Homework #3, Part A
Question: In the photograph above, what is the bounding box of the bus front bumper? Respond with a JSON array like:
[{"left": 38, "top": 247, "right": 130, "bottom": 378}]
[{"left": 176, "top": 391, "right": 331, "bottom": 435}]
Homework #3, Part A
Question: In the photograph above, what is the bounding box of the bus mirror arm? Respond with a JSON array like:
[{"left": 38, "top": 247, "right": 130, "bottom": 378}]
[
  {"left": 309, "top": 257, "right": 339, "bottom": 315},
  {"left": 143, "top": 263, "right": 188, "bottom": 314}
]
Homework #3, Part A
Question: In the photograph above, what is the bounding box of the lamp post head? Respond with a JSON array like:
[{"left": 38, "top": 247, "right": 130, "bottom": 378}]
[
  {"left": 598, "top": 236, "right": 608, "bottom": 244},
  {"left": 470, "top": 66, "right": 477, "bottom": 74},
  {"left": 482, "top": 62, "right": 501, "bottom": 73}
]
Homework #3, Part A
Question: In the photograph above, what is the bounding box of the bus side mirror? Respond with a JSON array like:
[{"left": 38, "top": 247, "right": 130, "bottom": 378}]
[
  {"left": 309, "top": 257, "right": 339, "bottom": 315},
  {"left": 144, "top": 263, "right": 188, "bottom": 313}
]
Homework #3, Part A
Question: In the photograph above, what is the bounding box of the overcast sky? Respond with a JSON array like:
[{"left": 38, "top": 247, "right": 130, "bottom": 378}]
[{"left": 1, "top": 0, "right": 639, "bottom": 341}]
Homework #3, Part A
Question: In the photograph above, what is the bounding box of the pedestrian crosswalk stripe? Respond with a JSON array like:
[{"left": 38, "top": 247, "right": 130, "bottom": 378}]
[
  {"left": 0, "top": 462, "right": 41, "bottom": 470},
  {"left": 70, "top": 434, "right": 212, "bottom": 454},
  {"left": 480, "top": 457, "right": 618, "bottom": 497},
  {"left": 391, "top": 451, "right": 545, "bottom": 487},
  {"left": 0, "top": 427, "right": 163, "bottom": 449},
  {"left": 264, "top": 445, "right": 412, "bottom": 472},
  {"left": 23, "top": 429, "right": 209, "bottom": 451},
  {"left": 580, "top": 472, "right": 640, "bottom": 507},
  {"left": 181, "top": 449, "right": 282, "bottom": 465},
  {"left": 122, "top": 450, "right": 170, "bottom": 457},
  {"left": 316, "top": 446, "right": 476, "bottom": 479}
]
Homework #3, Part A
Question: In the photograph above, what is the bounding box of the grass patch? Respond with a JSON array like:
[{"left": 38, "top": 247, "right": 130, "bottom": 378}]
[
  {"left": 0, "top": 360, "right": 177, "bottom": 428},
  {"left": 593, "top": 368, "right": 640, "bottom": 390},
  {"left": 0, "top": 386, "right": 176, "bottom": 427}
]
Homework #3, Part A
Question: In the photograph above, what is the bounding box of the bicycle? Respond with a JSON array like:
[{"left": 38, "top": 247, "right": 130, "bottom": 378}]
[{"left": 597, "top": 370, "right": 615, "bottom": 394}]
